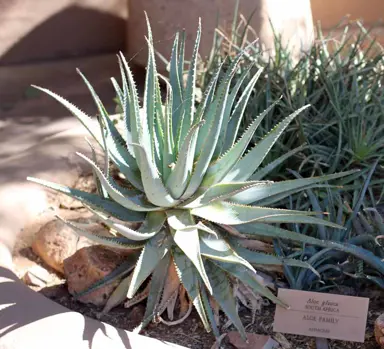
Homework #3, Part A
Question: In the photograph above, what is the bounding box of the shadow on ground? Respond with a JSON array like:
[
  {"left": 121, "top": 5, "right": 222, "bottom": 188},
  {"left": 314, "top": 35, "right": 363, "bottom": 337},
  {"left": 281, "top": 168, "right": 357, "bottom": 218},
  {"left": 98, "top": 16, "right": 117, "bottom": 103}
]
[{"left": 0, "top": 266, "right": 133, "bottom": 349}]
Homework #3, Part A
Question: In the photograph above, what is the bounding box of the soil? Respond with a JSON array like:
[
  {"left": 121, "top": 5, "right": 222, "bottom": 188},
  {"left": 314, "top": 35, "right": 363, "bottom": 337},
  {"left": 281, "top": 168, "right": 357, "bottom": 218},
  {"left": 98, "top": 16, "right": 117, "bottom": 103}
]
[
  {"left": 15, "top": 174, "right": 384, "bottom": 349},
  {"left": 36, "top": 282, "right": 382, "bottom": 349}
]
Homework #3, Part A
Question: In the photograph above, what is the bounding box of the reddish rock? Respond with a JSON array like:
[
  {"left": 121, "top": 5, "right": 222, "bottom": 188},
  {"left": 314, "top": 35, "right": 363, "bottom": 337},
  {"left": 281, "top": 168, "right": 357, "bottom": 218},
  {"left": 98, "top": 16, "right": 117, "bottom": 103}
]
[
  {"left": 63, "top": 245, "right": 128, "bottom": 306},
  {"left": 31, "top": 217, "right": 101, "bottom": 274},
  {"left": 227, "top": 332, "right": 279, "bottom": 349},
  {"left": 32, "top": 219, "right": 78, "bottom": 274},
  {"left": 375, "top": 313, "right": 384, "bottom": 347}
]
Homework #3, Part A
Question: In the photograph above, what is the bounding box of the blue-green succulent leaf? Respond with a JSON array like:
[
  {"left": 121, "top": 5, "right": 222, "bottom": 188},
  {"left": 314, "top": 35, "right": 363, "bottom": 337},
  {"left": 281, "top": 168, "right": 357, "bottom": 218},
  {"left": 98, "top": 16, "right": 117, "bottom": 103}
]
[{"left": 27, "top": 177, "right": 145, "bottom": 221}]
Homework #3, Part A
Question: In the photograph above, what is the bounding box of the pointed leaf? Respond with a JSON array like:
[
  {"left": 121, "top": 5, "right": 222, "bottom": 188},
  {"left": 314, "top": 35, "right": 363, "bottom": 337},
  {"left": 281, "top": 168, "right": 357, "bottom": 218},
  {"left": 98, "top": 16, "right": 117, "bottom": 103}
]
[
  {"left": 231, "top": 170, "right": 358, "bottom": 205},
  {"left": 77, "top": 69, "right": 141, "bottom": 187},
  {"left": 222, "top": 69, "right": 266, "bottom": 153},
  {"left": 119, "top": 52, "right": 144, "bottom": 166},
  {"left": 224, "top": 105, "right": 310, "bottom": 182},
  {"left": 27, "top": 177, "right": 145, "bottom": 222},
  {"left": 233, "top": 244, "right": 319, "bottom": 277},
  {"left": 161, "top": 76, "right": 175, "bottom": 180},
  {"left": 84, "top": 138, "right": 106, "bottom": 198},
  {"left": 135, "top": 253, "right": 171, "bottom": 332},
  {"left": 202, "top": 100, "right": 280, "bottom": 186},
  {"left": 216, "top": 66, "right": 263, "bottom": 156},
  {"left": 111, "top": 77, "right": 124, "bottom": 112},
  {"left": 196, "top": 44, "right": 252, "bottom": 152},
  {"left": 32, "top": 85, "right": 102, "bottom": 146},
  {"left": 169, "top": 32, "right": 183, "bottom": 139},
  {"left": 250, "top": 145, "right": 308, "bottom": 181},
  {"left": 168, "top": 210, "right": 212, "bottom": 294},
  {"left": 173, "top": 247, "right": 211, "bottom": 332},
  {"left": 214, "top": 261, "right": 288, "bottom": 308},
  {"left": 200, "top": 233, "right": 255, "bottom": 273},
  {"left": 130, "top": 144, "right": 178, "bottom": 206},
  {"left": 234, "top": 223, "right": 328, "bottom": 247},
  {"left": 116, "top": 55, "right": 134, "bottom": 151},
  {"left": 200, "top": 283, "right": 220, "bottom": 338},
  {"left": 143, "top": 15, "right": 158, "bottom": 162},
  {"left": 192, "top": 201, "right": 344, "bottom": 228},
  {"left": 90, "top": 210, "right": 165, "bottom": 241},
  {"left": 178, "top": 19, "right": 201, "bottom": 147},
  {"left": 166, "top": 121, "right": 204, "bottom": 199},
  {"left": 55, "top": 216, "right": 145, "bottom": 249},
  {"left": 204, "top": 261, "right": 246, "bottom": 340},
  {"left": 178, "top": 30, "right": 186, "bottom": 92},
  {"left": 127, "top": 231, "right": 170, "bottom": 298},
  {"left": 233, "top": 223, "right": 384, "bottom": 274},
  {"left": 193, "top": 63, "right": 223, "bottom": 126},
  {"left": 181, "top": 70, "right": 235, "bottom": 199},
  {"left": 76, "top": 152, "right": 157, "bottom": 211},
  {"left": 183, "top": 181, "right": 273, "bottom": 208}
]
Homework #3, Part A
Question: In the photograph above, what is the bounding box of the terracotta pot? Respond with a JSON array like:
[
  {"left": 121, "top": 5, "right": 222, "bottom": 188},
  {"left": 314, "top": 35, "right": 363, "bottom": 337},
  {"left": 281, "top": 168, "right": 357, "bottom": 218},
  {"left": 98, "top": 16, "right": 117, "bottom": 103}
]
[{"left": 127, "top": 0, "right": 314, "bottom": 67}]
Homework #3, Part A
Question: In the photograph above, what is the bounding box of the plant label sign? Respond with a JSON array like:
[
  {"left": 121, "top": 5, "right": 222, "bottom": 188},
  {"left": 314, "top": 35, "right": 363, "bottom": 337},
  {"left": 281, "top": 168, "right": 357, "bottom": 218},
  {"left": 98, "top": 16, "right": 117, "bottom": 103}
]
[{"left": 273, "top": 289, "right": 369, "bottom": 342}]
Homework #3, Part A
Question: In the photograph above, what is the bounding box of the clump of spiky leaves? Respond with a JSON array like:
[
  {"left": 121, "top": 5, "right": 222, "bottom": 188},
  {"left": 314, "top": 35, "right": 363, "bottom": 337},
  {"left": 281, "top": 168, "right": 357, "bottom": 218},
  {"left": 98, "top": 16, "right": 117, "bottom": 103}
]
[
  {"left": 195, "top": 5, "right": 384, "bottom": 183},
  {"left": 28, "top": 15, "right": 357, "bottom": 339},
  {"left": 274, "top": 163, "right": 384, "bottom": 291}
]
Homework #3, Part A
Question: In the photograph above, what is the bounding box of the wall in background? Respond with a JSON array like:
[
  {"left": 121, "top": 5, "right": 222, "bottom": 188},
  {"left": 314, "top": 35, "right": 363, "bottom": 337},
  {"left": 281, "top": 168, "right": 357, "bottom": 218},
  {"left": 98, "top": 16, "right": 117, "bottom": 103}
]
[
  {"left": 311, "top": 0, "right": 384, "bottom": 44},
  {"left": 311, "top": 0, "right": 384, "bottom": 28},
  {"left": 0, "top": 0, "right": 127, "bottom": 66}
]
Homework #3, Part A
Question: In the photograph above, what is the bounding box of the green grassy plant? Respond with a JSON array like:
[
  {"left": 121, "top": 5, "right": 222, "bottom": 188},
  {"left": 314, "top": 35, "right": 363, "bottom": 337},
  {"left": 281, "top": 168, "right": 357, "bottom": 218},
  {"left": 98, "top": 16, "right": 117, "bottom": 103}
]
[{"left": 195, "top": 10, "right": 384, "bottom": 184}]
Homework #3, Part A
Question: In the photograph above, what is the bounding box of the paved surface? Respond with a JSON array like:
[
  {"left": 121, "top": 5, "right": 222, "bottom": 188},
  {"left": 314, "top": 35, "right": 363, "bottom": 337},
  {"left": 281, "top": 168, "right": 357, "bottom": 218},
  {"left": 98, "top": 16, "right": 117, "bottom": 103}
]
[
  {"left": 0, "top": 115, "right": 90, "bottom": 251},
  {"left": 0, "top": 109, "right": 187, "bottom": 349},
  {"left": 0, "top": 54, "right": 120, "bottom": 248}
]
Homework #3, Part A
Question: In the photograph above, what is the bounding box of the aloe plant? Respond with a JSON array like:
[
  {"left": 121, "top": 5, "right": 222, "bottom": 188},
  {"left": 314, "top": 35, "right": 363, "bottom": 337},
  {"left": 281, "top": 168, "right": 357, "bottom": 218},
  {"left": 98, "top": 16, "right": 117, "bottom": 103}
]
[{"left": 28, "top": 16, "right": 356, "bottom": 339}]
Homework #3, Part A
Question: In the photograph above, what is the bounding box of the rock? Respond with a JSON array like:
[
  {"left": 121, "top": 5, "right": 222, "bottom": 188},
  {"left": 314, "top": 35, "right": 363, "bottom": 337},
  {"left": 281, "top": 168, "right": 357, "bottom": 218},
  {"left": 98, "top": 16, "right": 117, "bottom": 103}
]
[
  {"left": 0, "top": 119, "right": 98, "bottom": 264},
  {"left": 273, "top": 333, "right": 291, "bottom": 349},
  {"left": 227, "top": 332, "right": 279, "bottom": 349},
  {"left": 375, "top": 313, "right": 384, "bottom": 347},
  {"left": 22, "top": 264, "right": 52, "bottom": 287},
  {"left": 32, "top": 219, "right": 79, "bottom": 274},
  {"left": 31, "top": 215, "right": 100, "bottom": 274},
  {"left": 63, "top": 245, "right": 129, "bottom": 306}
]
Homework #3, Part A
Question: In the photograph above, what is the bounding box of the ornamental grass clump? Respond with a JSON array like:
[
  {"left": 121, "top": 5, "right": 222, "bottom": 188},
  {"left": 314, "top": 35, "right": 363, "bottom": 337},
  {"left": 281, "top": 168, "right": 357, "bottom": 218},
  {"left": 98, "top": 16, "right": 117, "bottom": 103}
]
[
  {"left": 28, "top": 16, "right": 355, "bottom": 338},
  {"left": 274, "top": 164, "right": 384, "bottom": 291},
  {"left": 197, "top": 7, "right": 384, "bottom": 180}
]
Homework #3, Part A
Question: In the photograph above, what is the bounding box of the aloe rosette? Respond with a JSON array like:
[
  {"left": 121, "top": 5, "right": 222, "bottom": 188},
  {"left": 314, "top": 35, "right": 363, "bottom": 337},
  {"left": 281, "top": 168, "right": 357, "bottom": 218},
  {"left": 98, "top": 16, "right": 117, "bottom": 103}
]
[{"left": 28, "top": 16, "right": 356, "bottom": 338}]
